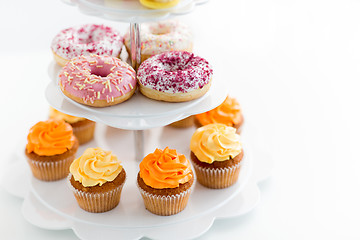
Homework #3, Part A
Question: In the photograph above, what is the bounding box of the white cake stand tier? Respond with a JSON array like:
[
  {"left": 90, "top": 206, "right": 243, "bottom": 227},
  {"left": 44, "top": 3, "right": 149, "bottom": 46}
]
[
  {"left": 1, "top": 124, "right": 272, "bottom": 240},
  {"left": 46, "top": 59, "right": 227, "bottom": 130},
  {"left": 62, "top": 0, "right": 209, "bottom": 22}
]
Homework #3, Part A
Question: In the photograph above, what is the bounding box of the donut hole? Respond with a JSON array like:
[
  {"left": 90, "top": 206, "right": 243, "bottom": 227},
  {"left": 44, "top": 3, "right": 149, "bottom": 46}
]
[
  {"left": 90, "top": 66, "right": 111, "bottom": 78},
  {"left": 159, "top": 53, "right": 194, "bottom": 72}
]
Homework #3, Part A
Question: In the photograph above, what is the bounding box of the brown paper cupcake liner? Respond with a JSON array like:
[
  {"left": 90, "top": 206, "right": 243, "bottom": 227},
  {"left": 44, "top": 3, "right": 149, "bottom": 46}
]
[
  {"left": 192, "top": 161, "right": 242, "bottom": 189},
  {"left": 137, "top": 182, "right": 193, "bottom": 216},
  {"left": 168, "top": 116, "right": 194, "bottom": 128},
  {"left": 67, "top": 174, "right": 125, "bottom": 213},
  {"left": 72, "top": 122, "right": 95, "bottom": 145},
  {"left": 26, "top": 154, "right": 75, "bottom": 181}
]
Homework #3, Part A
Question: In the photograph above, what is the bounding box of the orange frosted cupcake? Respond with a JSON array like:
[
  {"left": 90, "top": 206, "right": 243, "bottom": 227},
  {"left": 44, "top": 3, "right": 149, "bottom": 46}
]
[
  {"left": 25, "top": 119, "right": 79, "bottom": 181},
  {"left": 194, "top": 96, "right": 244, "bottom": 132},
  {"left": 68, "top": 147, "right": 126, "bottom": 213},
  {"left": 137, "top": 147, "right": 194, "bottom": 216},
  {"left": 190, "top": 123, "right": 243, "bottom": 189},
  {"left": 49, "top": 107, "right": 95, "bottom": 145}
]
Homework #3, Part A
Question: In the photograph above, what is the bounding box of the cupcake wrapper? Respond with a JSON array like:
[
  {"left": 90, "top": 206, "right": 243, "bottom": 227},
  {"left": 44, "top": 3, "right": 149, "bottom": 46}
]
[
  {"left": 137, "top": 183, "right": 193, "bottom": 216},
  {"left": 169, "top": 116, "right": 194, "bottom": 128},
  {"left": 26, "top": 155, "right": 75, "bottom": 181},
  {"left": 73, "top": 122, "right": 95, "bottom": 145},
  {"left": 192, "top": 161, "right": 242, "bottom": 189},
  {"left": 67, "top": 174, "right": 125, "bottom": 213}
]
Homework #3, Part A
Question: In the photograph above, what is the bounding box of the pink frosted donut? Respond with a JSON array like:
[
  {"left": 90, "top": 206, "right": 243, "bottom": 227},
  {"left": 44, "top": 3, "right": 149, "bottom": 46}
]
[
  {"left": 51, "top": 24, "right": 123, "bottom": 67},
  {"left": 59, "top": 55, "right": 136, "bottom": 107},
  {"left": 137, "top": 51, "right": 213, "bottom": 102}
]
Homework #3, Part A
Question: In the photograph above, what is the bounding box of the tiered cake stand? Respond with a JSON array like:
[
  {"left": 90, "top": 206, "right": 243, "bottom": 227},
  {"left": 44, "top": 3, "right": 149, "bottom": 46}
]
[{"left": 1, "top": 1, "right": 273, "bottom": 239}]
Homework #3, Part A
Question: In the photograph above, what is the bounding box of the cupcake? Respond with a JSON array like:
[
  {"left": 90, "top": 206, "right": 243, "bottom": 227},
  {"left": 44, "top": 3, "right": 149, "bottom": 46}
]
[
  {"left": 68, "top": 147, "right": 126, "bottom": 213},
  {"left": 25, "top": 119, "right": 79, "bottom": 181},
  {"left": 168, "top": 116, "right": 194, "bottom": 128},
  {"left": 49, "top": 107, "right": 95, "bottom": 145},
  {"left": 194, "top": 96, "right": 244, "bottom": 132},
  {"left": 190, "top": 123, "right": 244, "bottom": 189},
  {"left": 137, "top": 147, "right": 194, "bottom": 216}
]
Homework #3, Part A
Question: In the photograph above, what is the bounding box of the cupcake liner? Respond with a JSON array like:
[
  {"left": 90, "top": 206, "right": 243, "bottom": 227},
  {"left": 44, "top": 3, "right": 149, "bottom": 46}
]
[
  {"left": 192, "top": 161, "right": 242, "bottom": 189},
  {"left": 72, "top": 122, "right": 95, "bottom": 145},
  {"left": 137, "top": 182, "right": 193, "bottom": 216},
  {"left": 169, "top": 116, "right": 194, "bottom": 128},
  {"left": 67, "top": 174, "right": 125, "bottom": 213},
  {"left": 26, "top": 154, "right": 75, "bottom": 181}
]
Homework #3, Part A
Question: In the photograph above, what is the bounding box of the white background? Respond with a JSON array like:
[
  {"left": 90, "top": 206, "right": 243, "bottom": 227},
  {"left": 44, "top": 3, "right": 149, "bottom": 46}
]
[{"left": 1, "top": 0, "right": 360, "bottom": 239}]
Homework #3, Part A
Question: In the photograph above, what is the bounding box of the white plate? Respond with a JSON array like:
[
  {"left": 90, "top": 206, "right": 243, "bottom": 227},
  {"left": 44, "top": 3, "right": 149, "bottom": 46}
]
[
  {"left": 2, "top": 123, "right": 272, "bottom": 239},
  {"left": 46, "top": 60, "right": 227, "bottom": 130},
  {"left": 62, "top": 0, "right": 209, "bottom": 22}
]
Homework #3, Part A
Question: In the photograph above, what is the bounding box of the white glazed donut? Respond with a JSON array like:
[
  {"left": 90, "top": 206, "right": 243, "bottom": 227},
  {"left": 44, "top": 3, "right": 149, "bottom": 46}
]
[
  {"left": 51, "top": 24, "right": 124, "bottom": 67},
  {"left": 137, "top": 51, "right": 213, "bottom": 102},
  {"left": 124, "top": 20, "right": 193, "bottom": 62}
]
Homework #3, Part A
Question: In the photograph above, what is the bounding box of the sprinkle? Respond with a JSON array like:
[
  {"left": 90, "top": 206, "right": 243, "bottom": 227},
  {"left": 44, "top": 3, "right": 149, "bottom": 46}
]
[
  {"left": 110, "top": 66, "right": 116, "bottom": 71},
  {"left": 129, "top": 83, "right": 133, "bottom": 89},
  {"left": 102, "top": 88, "right": 105, "bottom": 94},
  {"left": 124, "top": 85, "right": 128, "bottom": 90},
  {"left": 120, "top": 89, "right": 124, "bottom": 95},
  {"left": 108, "top": 81, "right": 112, "bottom": 92},
  {"left": 115, "top": 86, "right": 121, "bottom": 92},
  {"left": 111, "top": 96, "right": 114, "bottom": 102},
  {"left": 96, "top": 65, "right": 103, "bottom": 68}
]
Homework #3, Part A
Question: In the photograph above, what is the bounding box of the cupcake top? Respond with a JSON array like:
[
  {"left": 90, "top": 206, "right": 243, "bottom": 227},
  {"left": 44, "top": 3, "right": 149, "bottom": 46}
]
[
  {"left": 26, "top": 119, "right": 76, "bottom": 156},
  {"left": 195, "top": 96, "right": 243, "bottom": 127},
  {"left": 190, "top": 123, "right": 242, "bottom": 164},
  {"left": 49, "top": 107, "right": 85, "bottom": 124},
  {"left": 70, "top": 147, "right": 123, "bottom": 187},
  {"left": 139, "top": 147, "right": 193, "bottom": 189}
]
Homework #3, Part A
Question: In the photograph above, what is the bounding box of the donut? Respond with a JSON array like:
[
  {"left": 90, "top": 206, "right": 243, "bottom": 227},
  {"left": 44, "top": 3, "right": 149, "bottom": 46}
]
[
  {"left": 124, "top": 20, "right": 193, "bottom": 63},
  {"left": 137, "top": 51, "right": 213, "bottom": 102},
  {"left": 59, "top": 55, "right": 136, "bottom": 107},
  {"left": 51, "top": 24, "right": 123, "bottom": 67},
  {"left": 139, "top": 0, "right": 180, "bottom": 9}
]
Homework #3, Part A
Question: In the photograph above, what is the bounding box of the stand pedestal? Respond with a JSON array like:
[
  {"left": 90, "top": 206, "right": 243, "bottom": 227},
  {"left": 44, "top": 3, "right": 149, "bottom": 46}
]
[{"left": 130, "top": 22, "right": 144, "bottom": 161}]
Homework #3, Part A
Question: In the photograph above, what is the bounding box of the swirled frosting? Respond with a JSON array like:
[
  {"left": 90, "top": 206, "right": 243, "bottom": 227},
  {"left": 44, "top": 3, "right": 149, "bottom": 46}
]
[
  {"left": 26, "top": 119, "right": 75, "bottom": 156},
  {"left": 196, "top": 96, "right": 242, "bottom": 126},
  {"left": 70, "top": 147, "right": 123, "bottom": 187},
  {"left": 49, "top": 107, "right": 85, "bottom": 124},
  {"left": 139, "top": 147, "right": 193, "bottom": 189},
  {"left": 190, "top": 123, "right": 242, "bottom": 164}
]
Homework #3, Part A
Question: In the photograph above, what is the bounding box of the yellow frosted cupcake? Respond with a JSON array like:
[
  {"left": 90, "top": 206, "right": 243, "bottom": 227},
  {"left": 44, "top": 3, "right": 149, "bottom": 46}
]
[
  {"left": 194, "top": 96, "right": 244, "bottom": 132},
  {"left": 190, "top": 123, "right": 244, "bottom": 189},
  {"left": 68, "top": 147, "right": 126, "bottom": 213},
  {"left": 25, "top": 119, "right": 78, "bottom": 181},
  {"left": 137, "top": 147, "right": 194, "bottom": 216},
  {"left": 49, "top": 107, "right": 95, "bottom": 145}
]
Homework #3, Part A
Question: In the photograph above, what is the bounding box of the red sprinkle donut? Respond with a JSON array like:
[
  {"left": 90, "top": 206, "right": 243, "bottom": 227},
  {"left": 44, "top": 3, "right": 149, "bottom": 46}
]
[
  {"left": 59, "top": 55, "right": 136, "bottom": 107},
  {"left": 51, "top": 24, "right": 123, "bottom": 67},
  {"left": 137, "top": 51, "right": 213, "bottom": 102}
]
